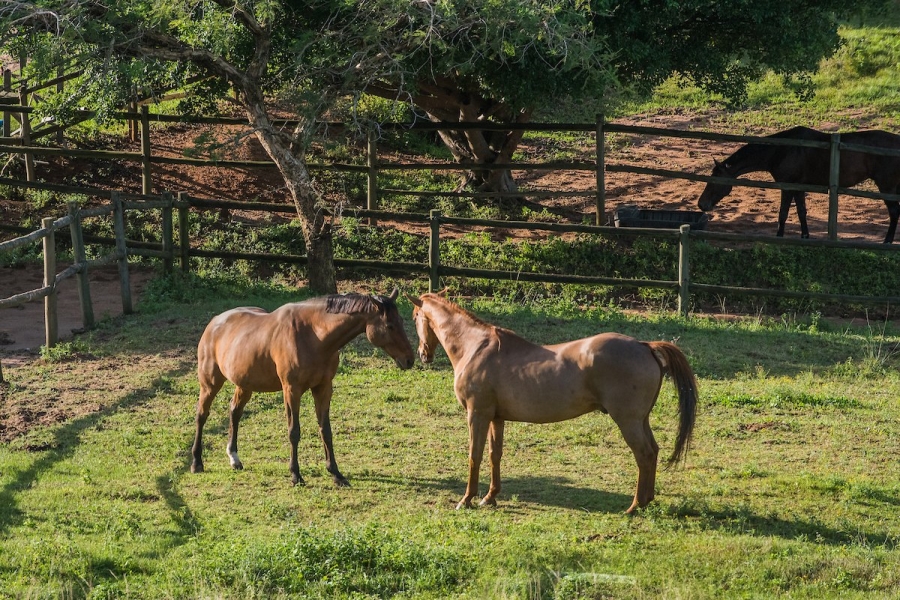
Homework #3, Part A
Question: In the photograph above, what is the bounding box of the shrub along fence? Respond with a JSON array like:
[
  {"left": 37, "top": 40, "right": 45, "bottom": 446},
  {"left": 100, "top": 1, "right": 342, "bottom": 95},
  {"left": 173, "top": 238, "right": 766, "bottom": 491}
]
[{"left": 3, "top": 181, "right": 900, "bottom": 381}]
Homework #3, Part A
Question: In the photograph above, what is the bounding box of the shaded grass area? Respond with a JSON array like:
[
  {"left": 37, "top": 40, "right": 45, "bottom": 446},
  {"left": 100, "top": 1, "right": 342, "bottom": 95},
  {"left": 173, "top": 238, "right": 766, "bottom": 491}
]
[{"left": 0, "top": 273, "right": 898, "bottom": 598}]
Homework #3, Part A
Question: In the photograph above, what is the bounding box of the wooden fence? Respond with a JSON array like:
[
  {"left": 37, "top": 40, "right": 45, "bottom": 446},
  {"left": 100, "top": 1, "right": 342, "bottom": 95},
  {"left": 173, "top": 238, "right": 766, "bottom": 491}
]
[
  {"left": 3, "top": 183, "right": 900, "bottom": 382},
  {"left": 2, "top": 107, "right": 900, "bottom": 238}
]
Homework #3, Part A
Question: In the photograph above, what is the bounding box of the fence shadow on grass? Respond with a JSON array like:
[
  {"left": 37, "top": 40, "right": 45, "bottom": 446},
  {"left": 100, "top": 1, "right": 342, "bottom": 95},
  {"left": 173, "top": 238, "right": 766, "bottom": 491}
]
[{"left": 0, "top": 363, "right": 195, "bottom": 540}]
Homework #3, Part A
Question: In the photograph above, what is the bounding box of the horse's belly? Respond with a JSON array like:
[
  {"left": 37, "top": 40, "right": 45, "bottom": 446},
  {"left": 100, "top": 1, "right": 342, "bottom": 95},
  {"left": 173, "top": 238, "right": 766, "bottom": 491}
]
[{"left": 495, "top": 380, "right": 596, "bottom": 424}]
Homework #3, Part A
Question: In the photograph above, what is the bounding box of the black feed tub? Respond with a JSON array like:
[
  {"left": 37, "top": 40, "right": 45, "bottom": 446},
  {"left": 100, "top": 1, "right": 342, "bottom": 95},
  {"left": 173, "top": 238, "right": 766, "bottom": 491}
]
[{"left": 614, "top": 205, "right": 710, "bottom": 231}]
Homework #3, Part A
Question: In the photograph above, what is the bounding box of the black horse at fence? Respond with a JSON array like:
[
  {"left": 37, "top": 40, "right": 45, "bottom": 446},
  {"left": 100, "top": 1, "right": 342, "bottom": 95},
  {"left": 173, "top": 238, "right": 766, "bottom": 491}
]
[{"left": 698, "top": 126, "right": 900, "bottom": 242}]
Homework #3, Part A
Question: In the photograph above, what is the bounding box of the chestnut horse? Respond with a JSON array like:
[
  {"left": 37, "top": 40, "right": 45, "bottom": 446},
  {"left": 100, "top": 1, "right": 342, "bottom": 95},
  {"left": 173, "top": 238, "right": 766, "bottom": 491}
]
[
  {"left": 191, "top": 289, "right": 414, "bottom": 486},
  {"left": 698, "top": 126, "right": 900, "bottom": 242},
  {"left": 409, "top": 292, "right": 698, "bottom": 513}
]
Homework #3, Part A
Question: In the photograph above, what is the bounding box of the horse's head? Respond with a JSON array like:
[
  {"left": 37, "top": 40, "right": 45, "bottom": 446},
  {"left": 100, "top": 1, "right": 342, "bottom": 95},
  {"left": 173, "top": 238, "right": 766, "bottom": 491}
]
[
  {"left": 366, "top": 288, "right": 415, "bottom": 370},
  {"left": 698, "top": 159, "right": 733, "bottom": 211},
  {"left": 407, "top": 293, "right": 439, "bottom": 365}
]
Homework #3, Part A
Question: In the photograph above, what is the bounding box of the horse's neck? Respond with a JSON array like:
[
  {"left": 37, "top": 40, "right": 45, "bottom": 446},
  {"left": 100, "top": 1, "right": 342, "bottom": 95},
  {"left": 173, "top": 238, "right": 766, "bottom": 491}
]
[
  {"left": 725, "top": 144, "right": 777, "bottom": 177},
  {"left": 428, "top": 304, "right": 494, "bottom": 368},
  {"left": 314, "top": 312, "right": 367, "bottom": 353}
]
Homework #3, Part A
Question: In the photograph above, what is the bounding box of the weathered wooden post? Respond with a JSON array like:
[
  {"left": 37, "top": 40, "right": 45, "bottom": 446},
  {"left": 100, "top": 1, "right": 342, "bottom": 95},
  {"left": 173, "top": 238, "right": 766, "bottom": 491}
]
[
  {"left": 20, "top": 85, "right": 35, "bottom": 181},
  {"left": 429, "top": 210, "right": 441, "bottom": 292},
  {"left": 367, "top": 129, "right": 378, "bottom": 226},
  {"left": 2, "top": 69, "right": 11, "bottom": 138},
  {"left": 595, "top": 114, "right": 606, "bottom": 226},
  {"left": 677, "top": 223, "right": 691, "bottom": 318},
  {"left": 42, "top": 217, "right": 58, "bottom": 347},
  {"left": 140, "top": 105, "right": 152, "bottom": 195},
  {"left": 68, "top": 201, "right": 95, "bottom": 330},
  {"left": 828, "top": 132, "right": 841, "bottom": 241},
  {"left": 161, "top": 192, "right": 174, "bottom": 273},
  {"left": 112, "top": 193, "right": 133, "bottom": 314},
  {"left": 177, "top": 192, "right": 191, "bottom": 272}
]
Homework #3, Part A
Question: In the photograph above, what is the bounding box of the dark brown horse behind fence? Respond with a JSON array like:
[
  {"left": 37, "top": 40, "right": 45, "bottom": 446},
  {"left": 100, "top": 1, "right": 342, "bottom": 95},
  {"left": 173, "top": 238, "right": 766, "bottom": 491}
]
[
  {"left": 191, "top": 289, "right": 414, "bottom": 486},
  {"left": 409, "top": 292, "right": 698, "bottom": 513},
  {"left": 698, "top": 126, "right": 900, "bottom": 242}
]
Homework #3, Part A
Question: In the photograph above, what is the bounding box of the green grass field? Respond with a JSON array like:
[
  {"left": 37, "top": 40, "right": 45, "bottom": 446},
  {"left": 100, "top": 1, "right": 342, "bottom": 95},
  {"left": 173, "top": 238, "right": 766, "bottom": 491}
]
[{"left": 1, "top": 275, "right": 898, "bottom": 599}]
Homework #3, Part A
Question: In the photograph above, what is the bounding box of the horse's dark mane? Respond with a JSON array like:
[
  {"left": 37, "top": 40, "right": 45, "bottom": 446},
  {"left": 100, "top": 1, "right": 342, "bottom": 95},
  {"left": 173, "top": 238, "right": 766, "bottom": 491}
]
[{"left": 325, "top": 293, "right": 395, "bottom": 315}]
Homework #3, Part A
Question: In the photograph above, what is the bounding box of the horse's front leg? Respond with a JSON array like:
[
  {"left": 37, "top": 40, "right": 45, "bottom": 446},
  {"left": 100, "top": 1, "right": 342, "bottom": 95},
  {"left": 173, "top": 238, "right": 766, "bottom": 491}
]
[
  {"left": 776, "top": 190, "right": 793, "bottom": 237},
  {"left": 312, "top": 381, "right": 350, "bottom": 487},
  {"left": 479, "top": 418, "right": 505, "bottom": 507},
  {"left": 225, "top": 387, "right": 253, "bottom": 470},
  {"left": 283, "top": 382, "right": 307, "bottom": 486},
  {"left": 458, "top": 409, "right": 490, "bottom": 510}
]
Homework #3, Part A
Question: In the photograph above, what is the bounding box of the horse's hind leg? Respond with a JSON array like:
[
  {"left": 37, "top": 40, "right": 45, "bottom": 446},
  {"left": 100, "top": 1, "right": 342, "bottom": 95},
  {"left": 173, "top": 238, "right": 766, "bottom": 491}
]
[
  {"left": 776, "top": 191, "right": 792, "bottom": 237},
  {"left": 616, "top": 417, "right": 659, "bottom": 514},
  {"left": 882, "top": 198, "right": 899, "bottom": 243},
  {"left": 480, "top": 418, "right": 505, "bottom": 507},
  {"left": 795, "top": 192, "right": 810, "bottom": 238},
  {"left": 226, "top": 386, "right": 253, "bottom": 470},
  {"left": 191, "top": 365, "right": 225, "bottom": 473}
]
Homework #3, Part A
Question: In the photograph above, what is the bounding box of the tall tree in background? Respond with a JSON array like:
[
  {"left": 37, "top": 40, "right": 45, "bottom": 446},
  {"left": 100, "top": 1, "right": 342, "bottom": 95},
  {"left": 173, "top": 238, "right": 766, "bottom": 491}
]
[{"left": 0, "top": 0, "right": 887, "bottom": 290}]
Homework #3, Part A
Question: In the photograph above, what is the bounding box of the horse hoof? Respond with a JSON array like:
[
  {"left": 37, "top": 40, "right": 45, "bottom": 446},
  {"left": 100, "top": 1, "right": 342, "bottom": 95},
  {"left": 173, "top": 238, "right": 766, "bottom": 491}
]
[
  {"left": 478, "top": 497, "right": 497, "bottom": 507},
  {"left": 455, "top": 499, "right": 474, "bottom": 510},
  {"left": 231, "top": 461, "right": 244, "bottom": 470},
  {"left": 292, "top": 476, "right": 306, "bottom": 487},
  {"left": 334, "top": 477, "right": 351, "bottom": 488},
  {"left": 191, "top": 463, "right": 204, "bottom": 474}
]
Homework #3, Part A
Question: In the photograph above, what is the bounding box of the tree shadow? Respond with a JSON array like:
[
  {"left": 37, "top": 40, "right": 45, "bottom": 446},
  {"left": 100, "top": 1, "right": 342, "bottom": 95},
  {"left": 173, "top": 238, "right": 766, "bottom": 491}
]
[{"left": 663, "top": 500, "right": 900, "bottom": 548}]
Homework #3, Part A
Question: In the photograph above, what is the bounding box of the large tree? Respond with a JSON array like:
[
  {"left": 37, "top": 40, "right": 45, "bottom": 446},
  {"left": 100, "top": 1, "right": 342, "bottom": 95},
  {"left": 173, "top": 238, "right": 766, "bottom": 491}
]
[
  {"left": 0, "top": 0, "right": 887, "bottom": 291},
  {"left": 341, "top": 0, "right": 885, "bottom": 193}
]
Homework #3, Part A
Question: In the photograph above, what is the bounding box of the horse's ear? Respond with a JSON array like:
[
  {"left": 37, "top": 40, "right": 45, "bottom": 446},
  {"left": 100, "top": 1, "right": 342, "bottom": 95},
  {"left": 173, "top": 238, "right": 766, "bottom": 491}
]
[
  {"left": 713, "top": 159, "right": 723, "bottom": 168},
  {"left": 405, "top": 293, "right": 423, "bottom": 308},
  {"left": 388, "top": 287, "right": 399, "bottom": 301},
  {"left": 436, "top": 287, "right": 449, "bottom": 297}
]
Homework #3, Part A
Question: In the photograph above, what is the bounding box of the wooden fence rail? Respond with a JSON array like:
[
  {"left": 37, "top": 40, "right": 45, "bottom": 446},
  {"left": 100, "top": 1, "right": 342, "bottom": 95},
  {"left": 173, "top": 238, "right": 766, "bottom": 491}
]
[{"left": 2, "top": 109, "right": 900, "bottom": 239}]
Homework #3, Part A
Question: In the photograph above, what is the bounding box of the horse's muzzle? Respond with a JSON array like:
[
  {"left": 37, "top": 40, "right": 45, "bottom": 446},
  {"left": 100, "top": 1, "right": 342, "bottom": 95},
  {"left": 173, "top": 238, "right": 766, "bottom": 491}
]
[{"left": 396, "top": 355, "right": 415, "bottom": 370}]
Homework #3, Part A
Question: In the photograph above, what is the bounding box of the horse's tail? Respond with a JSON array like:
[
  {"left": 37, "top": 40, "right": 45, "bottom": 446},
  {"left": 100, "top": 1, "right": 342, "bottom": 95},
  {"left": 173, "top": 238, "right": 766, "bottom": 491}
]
[{"left": 645, "top": 341, "right": 698, "bottom": 468}]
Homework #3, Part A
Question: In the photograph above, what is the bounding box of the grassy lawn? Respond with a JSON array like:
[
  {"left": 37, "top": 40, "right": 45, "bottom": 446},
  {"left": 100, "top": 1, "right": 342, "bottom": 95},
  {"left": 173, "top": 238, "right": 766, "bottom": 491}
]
[{"left": 1, "top": 275, "right": 898, "bottom": 599}]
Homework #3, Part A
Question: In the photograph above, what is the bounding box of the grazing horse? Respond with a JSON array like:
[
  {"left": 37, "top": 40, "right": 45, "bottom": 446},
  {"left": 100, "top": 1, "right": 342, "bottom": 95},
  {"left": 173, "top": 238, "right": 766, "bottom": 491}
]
[
  {"left": 697, "top": 126, "right": 900, "bottom": 242},
  {"left": 409, "top": 292, "right": 698, "bottom": 513},
  {"left": 191, "top": 289, "right": 415, "bottom": 486}
]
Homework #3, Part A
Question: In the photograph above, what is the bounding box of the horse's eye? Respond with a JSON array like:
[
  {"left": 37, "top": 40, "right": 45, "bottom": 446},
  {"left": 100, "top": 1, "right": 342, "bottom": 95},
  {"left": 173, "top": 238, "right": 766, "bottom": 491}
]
[{"left": 386, "top": 323, "right": 395, "bottom": 330}]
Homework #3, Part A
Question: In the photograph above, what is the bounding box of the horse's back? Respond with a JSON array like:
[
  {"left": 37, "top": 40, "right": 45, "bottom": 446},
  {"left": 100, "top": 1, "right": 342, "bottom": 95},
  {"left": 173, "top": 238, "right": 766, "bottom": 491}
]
[{"left": 480, "top": 332, "right": 663, "bottom": 423}]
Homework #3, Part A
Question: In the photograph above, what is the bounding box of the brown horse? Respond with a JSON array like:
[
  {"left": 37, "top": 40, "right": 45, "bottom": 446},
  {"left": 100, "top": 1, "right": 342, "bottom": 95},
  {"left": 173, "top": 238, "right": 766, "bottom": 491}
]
[
  {"left": 191, "top": 289, "right": 415, "bottom": 486},
  {"left": 698, "top": 126, "right": 900, "bottom": 242},
  {"left": 409, "top": 292, "right": 698, "bottom": 513}
]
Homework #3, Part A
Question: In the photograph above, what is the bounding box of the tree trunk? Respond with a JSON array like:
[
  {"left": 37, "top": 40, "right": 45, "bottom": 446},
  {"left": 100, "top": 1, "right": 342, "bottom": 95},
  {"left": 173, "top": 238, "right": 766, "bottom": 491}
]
[{"left": 243, "top": 95, "right": 338, "bottom": 294}]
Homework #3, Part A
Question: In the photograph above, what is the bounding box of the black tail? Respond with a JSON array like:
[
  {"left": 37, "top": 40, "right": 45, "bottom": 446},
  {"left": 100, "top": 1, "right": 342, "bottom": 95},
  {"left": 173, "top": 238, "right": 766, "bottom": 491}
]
[{"left": 646, "top": 341, "right": 698, "bottom": 467}]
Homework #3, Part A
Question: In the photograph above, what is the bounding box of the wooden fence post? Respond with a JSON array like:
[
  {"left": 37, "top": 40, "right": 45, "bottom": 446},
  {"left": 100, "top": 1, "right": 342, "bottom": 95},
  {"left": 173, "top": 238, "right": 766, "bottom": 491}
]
[
  {"left": 112, "top": 193, "right": 133, "bottom": 314},
  {"left": 595, "top": 114, "right": 606, "bottom": 226},
  {"left": 429, "top": 209, "right": 441, "bottom": 292},
  {"left": 68, "top": 201, "right": 95, "bottom": 330},
  {"left": 2, "top": 69, "right": 10, "bottom": 138},
  {"left": 828, "top": 132, "right": 841, "bottom": 241},
  {"left": 177, "top": 191, "right": 191, "bottom": 272},
  {"left": 367, "top": 129, "right": 378, "bottom": 226},
  {"left": 20, "top": 85, "right": 35, "bottom": 181},
  {"left": 677, "top": 223, "right": 691, "bottom": 318},
  {"left": 161, "top": 192, "right": 174, "bottom": 273},
  {"left": 42, "top": 217, "right": 58, "bottom": 347},
  {"left": 140, "top": 105, "right": 152, "bottom": 195}
]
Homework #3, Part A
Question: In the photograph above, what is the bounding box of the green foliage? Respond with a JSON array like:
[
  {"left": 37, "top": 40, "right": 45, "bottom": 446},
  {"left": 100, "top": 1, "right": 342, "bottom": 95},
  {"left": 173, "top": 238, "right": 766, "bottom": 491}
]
[{"left": 202, "top": 526, "right": 467, "bottom": 597}]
